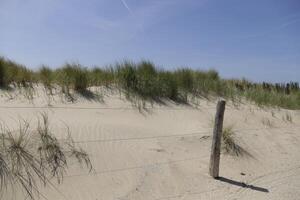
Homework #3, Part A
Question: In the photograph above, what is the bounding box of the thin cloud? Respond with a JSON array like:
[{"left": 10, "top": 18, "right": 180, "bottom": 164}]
[
  {"left": 120, "top": 0, "right": 132, "bottom": 14},
  {"left": 241, "top": 16, "right": 300, "bottom": 39},
  {"left": 278, "top": 17, "right": 300, "bottom": 30}
]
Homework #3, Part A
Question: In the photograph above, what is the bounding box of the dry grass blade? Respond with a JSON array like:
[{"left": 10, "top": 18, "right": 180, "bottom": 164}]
[
  {"left": 65, "top": 126, "right": 93, "bottom": 172},
  {"left": 37, "top": 113, "right": 67, "bottom": 183},
  {"left": 0, "top": 152, "right": 10, "bottom": 190}
]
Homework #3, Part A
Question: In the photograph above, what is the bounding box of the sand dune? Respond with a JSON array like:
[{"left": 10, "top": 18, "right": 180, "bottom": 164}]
[{"left": 1, "top": 86, "right": 300, "bottom": 200}]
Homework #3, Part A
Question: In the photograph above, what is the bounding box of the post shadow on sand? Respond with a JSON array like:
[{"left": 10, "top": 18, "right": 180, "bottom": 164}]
[{"left": 216, "top": 177, "right": 269, "bottom": 193}]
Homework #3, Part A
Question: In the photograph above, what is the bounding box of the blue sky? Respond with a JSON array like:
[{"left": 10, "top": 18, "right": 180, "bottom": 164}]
[{"left": 0, "top": 0, "right": 299, "bottom": 82}]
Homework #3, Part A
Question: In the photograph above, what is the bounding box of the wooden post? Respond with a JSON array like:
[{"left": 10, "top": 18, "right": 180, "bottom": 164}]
[{"left": 209, "top": 100, "right": 226, "bottom": 178}]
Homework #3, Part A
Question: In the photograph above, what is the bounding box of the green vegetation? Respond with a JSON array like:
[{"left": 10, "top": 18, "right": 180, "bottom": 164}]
[
  {"left": 0, "top": 58, "right": 5, "bottom": 87},
  {"left": 0, "top": 57, "right": 36, "bottom": 89},
  {"left": 55, "top": 63, "right": 89, "bottom": 93},
  {"left": 158, "top": 71, "right": 178, "bottom": 100},
  {"left": 0, "top": 57, "right": 299, "bottom": 109},
  {"left": 89, "top": 67, "right": 114, "bottom": 87},
  {"left": 0, "top": 113, "right": 92, "bottom": 199},
  {"left": 39, "top": 66, "right": 53, "bottom": 92}
]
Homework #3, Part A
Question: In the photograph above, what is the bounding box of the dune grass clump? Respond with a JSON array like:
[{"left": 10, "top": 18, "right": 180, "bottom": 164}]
[
  {"left": 0, "top": 57, "right": 35, "bottom": 89},
  {"left": 193, "top": 69, "right": 225, "bottom": 98},
  {"left": 89, "top": 68, "right": 103, "bottom": 86},
  {"left": 0, "top": 58, "right": 6, "bottom": 88},
  {"left": 6, "top": 62, "right": 35, "bottom": 88},
  {"left": 0, "top": 114, "right": 92, "bottom": 199},
  {"left": 135, "top": 61, "right": 159, "bottom": 99},
  {"left": 55, "top": 63, "right": 89, "bottom": 97},
  {"left": 116, "top": 61, "right": 191, "bottom": 102},
  {"left": 1, "top": 120, "right": 45, "bottom": 199},
  {"left": 89, "top": 67, "right": 114, "bottom": 87},
  {"left": 114, "top": 62, "right": 227, "bottom": 103},
  {"left": 15, "top": 67, "right": 35, "bottom": 88},
  {"left": 240, "top": 83, "right": 300, "bottom": 109},
  {"left": 115, "top": 61, "right": 138, "bottom": 96},
  {"left": 174, "top": 69, "right": 194, "bottom": 102},
  {"left": 55, "top": 65, "right": 73, "bottom": 95},
  {"left": 39, "top": 66, "right": 53, "bottom": 94},
  {"left": 72, "top": 67, "right": 89, "bottom": 92},
  {"left": 115, "top": 61, "right": 161, "bottom": 100},
  {"left": 222, "top": 125, "right": 246, "bottom": 156},
  {"left": 0, "top": 57, "right": 15, "bottom": 88},
  {"left": 36, "top": 113, "right": 67, "bottom": 182},
  {"left": 158, "top": 71, "right": 178, "bottom": 100}
]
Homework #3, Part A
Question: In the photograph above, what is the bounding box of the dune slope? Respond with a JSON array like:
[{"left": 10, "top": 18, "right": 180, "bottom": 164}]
[{"left": 1, "top": 86, "right": 300, "bottom": 200}]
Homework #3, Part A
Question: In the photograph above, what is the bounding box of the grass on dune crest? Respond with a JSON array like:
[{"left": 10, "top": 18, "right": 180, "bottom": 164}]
[
  {"left": 0, "top": 57, "right": 35, "bottom": 89},
  {"left": 38, "top": 66, "right": 53, "bottom": 94},
  {"left": 0, "top": 113, "right": 92, "bottom": 199},
  {"left": 55, "top": 63, "right": 89, "bottom": 93},
  {"left": 0, "top": 56, "right": 300, "bottom": 109}
]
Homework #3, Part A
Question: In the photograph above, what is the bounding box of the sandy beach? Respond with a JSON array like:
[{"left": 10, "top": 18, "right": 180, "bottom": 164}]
[{"left": 1, "top": 86, "right": 299, "bottom": 200}]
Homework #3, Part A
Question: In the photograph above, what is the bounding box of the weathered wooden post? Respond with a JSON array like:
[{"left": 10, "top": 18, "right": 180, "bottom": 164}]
[{"left": 209, "top": 99, "right": 226, "bottom": 178}]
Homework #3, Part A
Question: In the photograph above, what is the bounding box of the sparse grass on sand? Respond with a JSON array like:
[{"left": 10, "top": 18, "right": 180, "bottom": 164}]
[
  {"left": 222, "top": 125, "right": 249, "bottom": 157},
  {"left": 261, "top": 117, "right": 274, "bottom": 128},
  {"left": 0, "top": 113, "right": 92, "bottom": 199}
]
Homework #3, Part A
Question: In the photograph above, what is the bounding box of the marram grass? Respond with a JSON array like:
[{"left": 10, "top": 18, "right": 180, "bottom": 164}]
[
  {"left": 0, "top": 113, "right": 92, "bottom": 199},
  {"left": 0, "top": 57, "right": 299, "bottom": 109}
]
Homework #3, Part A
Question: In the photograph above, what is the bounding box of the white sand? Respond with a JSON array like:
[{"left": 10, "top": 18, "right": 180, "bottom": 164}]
[{"left": 1, "top": 86, "right": 300, "bottom": 200}]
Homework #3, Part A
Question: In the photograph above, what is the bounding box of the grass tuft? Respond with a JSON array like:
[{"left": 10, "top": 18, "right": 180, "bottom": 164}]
[
  {"left": 56, "top": 63, "right": 88, "bottom": 92},
  {"left": 39, "top": 66, "right": 53, "bottom": 94},
  {"left": 0, "top": 113, "right": 92, "bottom": 199},
  {"left": 0, "top": 57, "right": 6, "bottom": 88},
  {"left": 222, "top": 125, "right": 247, "bottom": 156},
  {"left": 36, "top": 113, "right": 67, "bottom": 182}
]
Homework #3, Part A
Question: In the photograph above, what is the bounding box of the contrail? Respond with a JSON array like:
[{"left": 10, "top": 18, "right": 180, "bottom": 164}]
[
  {"left": 278, "top": 18, "right": 300, "bottom": 30},
  {"left": 120, "top": 0, "right": 132, "bottom": 14},
  {"left": 242, "top": 17, "right": 300, "bottom": 39}
]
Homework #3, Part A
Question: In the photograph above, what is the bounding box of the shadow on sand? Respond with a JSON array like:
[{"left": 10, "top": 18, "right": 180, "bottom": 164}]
[
  {"left": 216, "top": 177, "right": 269, "bottom": 193},
  {"left": 78, "top": 89, "right": 104, "bottom": 103}
]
